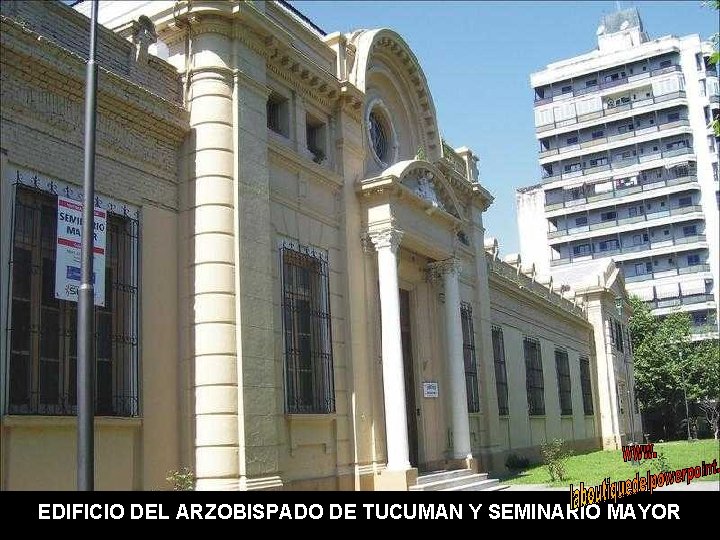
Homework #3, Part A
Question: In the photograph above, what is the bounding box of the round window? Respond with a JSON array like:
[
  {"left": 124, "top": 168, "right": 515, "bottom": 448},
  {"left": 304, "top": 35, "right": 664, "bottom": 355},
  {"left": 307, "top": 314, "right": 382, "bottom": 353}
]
[{"left": 369, "top": 110, "right": 389, "bottom": 163}]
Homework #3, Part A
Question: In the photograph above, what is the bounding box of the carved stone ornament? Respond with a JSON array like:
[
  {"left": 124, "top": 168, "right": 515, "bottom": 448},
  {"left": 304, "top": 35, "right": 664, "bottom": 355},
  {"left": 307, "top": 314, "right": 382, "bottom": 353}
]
[
  {"left": 426, "top": 258, "right": 462, "bottom": 283},
  {"left": 367, "top": 228, "right": 403, "bottom": 253}
]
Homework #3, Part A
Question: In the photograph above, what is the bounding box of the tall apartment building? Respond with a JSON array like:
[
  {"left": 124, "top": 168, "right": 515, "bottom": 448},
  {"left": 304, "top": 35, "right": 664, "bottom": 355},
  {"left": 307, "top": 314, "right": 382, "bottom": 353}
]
[{"left": 518, "top": 8, "right": 719, "bottom": 341}]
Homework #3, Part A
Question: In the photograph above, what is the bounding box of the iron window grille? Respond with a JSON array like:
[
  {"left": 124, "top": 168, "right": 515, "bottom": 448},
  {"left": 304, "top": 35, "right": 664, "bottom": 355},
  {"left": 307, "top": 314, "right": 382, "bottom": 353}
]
[
  {"left": 460, "top": 303, "right": 480, "bottom": 413},
  {"left": 580, "top": 356, "right": 594, "bottom": 415},
  {"left": 491, "top": 326, "right": 509, "bottom": 416},
  {"left": 555, "top": 349, "right": 572, "bottom": 415},
  {"left": 523, "top": 337, "right": 545, "bottom": 416},
  {"left": 280, "top": 243, "right": 335, "bottom": 414},
  {"left": 7, "top": 186, "right": 139, "bottom": 416}
]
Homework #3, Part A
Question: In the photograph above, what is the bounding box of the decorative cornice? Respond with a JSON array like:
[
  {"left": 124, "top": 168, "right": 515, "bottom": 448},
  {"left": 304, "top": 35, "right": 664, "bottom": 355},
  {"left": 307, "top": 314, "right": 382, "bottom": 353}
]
[{"left": 367, "top": 227, "right": 403, "bottom": 253}]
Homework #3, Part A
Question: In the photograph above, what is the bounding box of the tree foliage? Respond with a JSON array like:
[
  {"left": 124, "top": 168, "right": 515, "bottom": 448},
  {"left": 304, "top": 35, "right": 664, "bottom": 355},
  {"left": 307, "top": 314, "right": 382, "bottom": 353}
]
[
  {"left": 703, "top": 1, "right": 720, "bottom": 136},
  {"left": 628, "top": 297, "right": 719, "bottom": 438}
]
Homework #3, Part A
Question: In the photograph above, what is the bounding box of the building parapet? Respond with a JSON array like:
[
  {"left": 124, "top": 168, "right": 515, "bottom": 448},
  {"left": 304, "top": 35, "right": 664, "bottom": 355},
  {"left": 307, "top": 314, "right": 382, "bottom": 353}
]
[{"left": 484, "top": 249, "right": 587, "bottom": 320}]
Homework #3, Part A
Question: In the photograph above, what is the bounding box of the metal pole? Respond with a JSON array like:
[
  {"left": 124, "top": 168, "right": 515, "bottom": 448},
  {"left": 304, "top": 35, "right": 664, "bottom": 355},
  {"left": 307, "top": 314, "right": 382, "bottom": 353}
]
[
  {"left": 680, "top": 349, "right": 691, "bottom": 441},
  {"left": 78, "top": 0, "right": 99, "bottom": 491}
]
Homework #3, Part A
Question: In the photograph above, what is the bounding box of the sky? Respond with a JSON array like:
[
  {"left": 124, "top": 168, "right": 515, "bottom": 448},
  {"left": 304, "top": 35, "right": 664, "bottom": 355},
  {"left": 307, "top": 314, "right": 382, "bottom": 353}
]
[{"left": 289, "top": 0, "right": 717, "bottom": 254}]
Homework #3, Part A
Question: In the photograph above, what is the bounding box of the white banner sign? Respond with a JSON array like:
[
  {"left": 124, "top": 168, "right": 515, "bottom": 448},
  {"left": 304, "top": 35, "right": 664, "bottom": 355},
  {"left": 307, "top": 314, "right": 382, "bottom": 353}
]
[{"left": 55, "top": 196, "right": 107, "bottom": 306}]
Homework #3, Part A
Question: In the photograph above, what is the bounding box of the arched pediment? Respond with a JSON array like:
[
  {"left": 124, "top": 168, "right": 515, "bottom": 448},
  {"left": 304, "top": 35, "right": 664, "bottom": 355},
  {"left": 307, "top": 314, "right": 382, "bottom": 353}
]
[
  {"left": 387, "top": 160, "right": 464, "bottom": 220},
  {"left": 347, "top": 29, "right": 442, "bottom": 164}
]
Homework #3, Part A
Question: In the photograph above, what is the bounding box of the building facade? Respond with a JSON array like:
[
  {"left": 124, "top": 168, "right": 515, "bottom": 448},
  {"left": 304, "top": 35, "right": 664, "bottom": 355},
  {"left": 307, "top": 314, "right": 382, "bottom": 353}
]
[
  {"left": 1, "top": 0, "right": 638, "bottom": 491},
  {"left": 517, "top": 9, "right": 719, "bottom": 341}
]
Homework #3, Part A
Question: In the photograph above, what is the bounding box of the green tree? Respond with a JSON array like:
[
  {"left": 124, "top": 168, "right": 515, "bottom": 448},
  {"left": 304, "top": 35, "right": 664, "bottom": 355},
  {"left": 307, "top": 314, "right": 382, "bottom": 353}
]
[
  {"left": 703, "top": 1, "right": 720, "bottom": 136},
  {"left": 628, "top": 297, "right": 719, "bottom": 439}
]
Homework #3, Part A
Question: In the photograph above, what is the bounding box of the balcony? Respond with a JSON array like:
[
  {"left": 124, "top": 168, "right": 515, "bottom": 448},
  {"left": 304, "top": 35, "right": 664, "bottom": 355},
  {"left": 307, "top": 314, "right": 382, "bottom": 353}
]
[
  {"left": 535, "top": 91, "right": 687, "bottom": 132},
  {"left": 625, "top": 264, "right": 711, "bottom": 283},
  {"left": 691, "top": 323, "right": 719, "bottom": 336},
  {"left": 644, "top": 293, "right": 714, "bottom": 309},
  {"left": 544, "top": 175, "right": 698, "bottom": 211},
  {"left": 549, "top": 234, "right": 707, "bottom": 267},
  {"left": 548, "top": 204, "right": 702, "bottom": 238},
  {"left": 534, "top": 66, "right": 682, "bottom": 108},
  {"left": 542, "top": 146, "right": 694, "bottom": 184}
]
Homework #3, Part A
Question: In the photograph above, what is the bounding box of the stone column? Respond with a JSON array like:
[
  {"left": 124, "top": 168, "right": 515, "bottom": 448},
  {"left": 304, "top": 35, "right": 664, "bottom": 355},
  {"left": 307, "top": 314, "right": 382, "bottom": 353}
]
[
  {"left": 429, "top": 258, "right": 473, "bottom": 464},
  {"left": 185, "top": 17, "right": 239, "bottom": 490},
  {"left": 368, "top": 227, "right": 411, "bottom": 472}
]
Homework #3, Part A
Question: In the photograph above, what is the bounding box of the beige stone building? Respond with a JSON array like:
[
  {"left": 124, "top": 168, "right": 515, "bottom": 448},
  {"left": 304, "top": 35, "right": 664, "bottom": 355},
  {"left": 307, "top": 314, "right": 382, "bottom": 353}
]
[{"left": 0, "top": 1, "right": 640, "bottom": 491}]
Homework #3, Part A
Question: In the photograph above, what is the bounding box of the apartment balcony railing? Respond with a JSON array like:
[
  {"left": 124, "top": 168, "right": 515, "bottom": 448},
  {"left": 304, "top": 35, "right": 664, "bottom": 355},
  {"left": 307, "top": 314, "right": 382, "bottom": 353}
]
[
  {"left": 710, "top": 95, "right": 719, "bottom": 104},
  {"left": 535, "top": 91, "right": 687, "bottom": 132},
  {"left": 644, "top": 293, "right": 715, "bottom": 309},
  {"left": 691, "top": 323, "right": 719, "bottom": 335},
  {"left": 541, "top": 146, "right": 694, "bottom": 183},
  {"left": 548, "top": 206, "right": 703, "bottom": 239},
  {"left": 625, "top": 264, "right": 711, "bottom": 283},
  {"left": 534, "top": 66, "right": 683, "bottom": 108},
  {"left": 549, "top": 234, "right": 706, "bottom": 266},
  {"left": 544, "top": 175, "right": 697, "bottom": 211}
]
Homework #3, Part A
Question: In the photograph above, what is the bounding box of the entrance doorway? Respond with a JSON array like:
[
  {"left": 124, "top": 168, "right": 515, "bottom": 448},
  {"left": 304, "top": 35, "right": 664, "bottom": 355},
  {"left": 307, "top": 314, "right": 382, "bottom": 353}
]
[{"left": 399, "top": 289, "right": 419, "bottom": 468}]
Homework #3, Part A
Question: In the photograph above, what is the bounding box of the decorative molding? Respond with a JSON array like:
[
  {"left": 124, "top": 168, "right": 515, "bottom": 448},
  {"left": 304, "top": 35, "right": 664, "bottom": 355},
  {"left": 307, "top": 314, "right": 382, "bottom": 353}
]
[
  {"left": 426, "top": 258, "right": 462, "bottom": 283},
  {"left": 1, "top": 72, "right": 179, "bottom": 179},
  {"left": 367, "top": 227, "right": 403, "bottom": 253},
  {"left": 234, "top": 69, "right": 272, "bottom": 98},
  {"left": 360, "top": 232, "right": 375, "bottom": 255},
  {"left": 0, "top": 20, "right": 188, "bottom": 139}
]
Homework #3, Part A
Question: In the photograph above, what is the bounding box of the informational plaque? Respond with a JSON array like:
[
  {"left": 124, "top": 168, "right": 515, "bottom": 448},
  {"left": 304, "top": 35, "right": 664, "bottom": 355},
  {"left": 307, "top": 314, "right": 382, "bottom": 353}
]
[
  {"left": 422, "top": 382, "right": 439, "bottom": 398},
  {"left": 55, "top": 196, "right": 106, "bottom": 306}
]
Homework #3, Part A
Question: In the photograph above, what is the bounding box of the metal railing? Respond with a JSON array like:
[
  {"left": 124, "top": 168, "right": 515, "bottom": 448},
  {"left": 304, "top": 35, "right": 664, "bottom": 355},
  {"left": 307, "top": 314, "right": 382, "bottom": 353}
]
[
  {"left": 534, "top": 65, "right": 682, "bottom": 107},
  {"left": 625, "top": 264, "right": 711, "bottom": 283},
  {"left": 542, "top": 146, "right": 694, "bottom": 183},
  {"left": 644, "top": 293, "right": 715, "bottom": 309},
  {"left": 544, "top": 175, "right": 697, "bottom": 211},
  {"left": 550, "top": 234, "right": 707, "bottom": 266},
  {"left": 535, "top": 92, "right": 687, "bottom": 132}
]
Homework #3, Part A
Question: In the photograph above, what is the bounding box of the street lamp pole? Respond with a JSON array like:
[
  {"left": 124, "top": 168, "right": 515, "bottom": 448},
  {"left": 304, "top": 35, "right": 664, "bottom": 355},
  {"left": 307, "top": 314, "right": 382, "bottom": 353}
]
[
  {"left": 77, "top": 0, "right": 99, "bottom": 491},
  {"left": 679, "top": 348, "right": 692, "bottom": 441}
]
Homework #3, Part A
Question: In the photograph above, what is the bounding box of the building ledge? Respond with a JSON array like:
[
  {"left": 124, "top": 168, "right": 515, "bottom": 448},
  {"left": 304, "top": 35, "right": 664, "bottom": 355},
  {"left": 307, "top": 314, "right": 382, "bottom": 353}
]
[{"left": 1, "top": 415, "right": 143, "bottom": 428}]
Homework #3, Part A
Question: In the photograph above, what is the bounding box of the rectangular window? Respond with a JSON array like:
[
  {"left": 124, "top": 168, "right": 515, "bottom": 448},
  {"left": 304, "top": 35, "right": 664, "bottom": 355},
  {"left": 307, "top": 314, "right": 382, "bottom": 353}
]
[
  {"left": 561, "top": 85, "right": 572, "bottom": 94},
  {"left": 575, "top": 216, "right": 588, "bottom": 226},
  {"left": 524, "top": 337, "right": 545, "bottom": 416},
  {"left": 678, "top": 196, "right": 692, "bottom": 207},
  {"left": 492, "top": 326, "right": 509, "bottom": 416},
  {"left": 591, "top": 130, "right": 604, "bottom": 139},
  {"left": 267, "top": 92, "right": 289, "bottom": 136},
  {"left": 667, "top": 112, "right": 680, "bottom": 122},
  {"left": 659, "top": 60, "right": 672, "bottom": 68},
  {"left": 281, "top": 243, "right": 335, "bottom": 414},
  {"left": 555, "top": 349, "right": 572, "bottom": 415},
  {"left": 682, "top": 225, "right": 697, "bottom": 237},
  {"left": 579, "top": 357, "right": 594, "bottom": 415},
  {"left": 566, "top": 136, "right": 579, "bottom": 145},
  {"left": 461, "top": 303, "right": 480, "bottom": 413},
  {"left": 306, "top": 113, "right": 327, "bottom": 164},
  {"left": 586, "top": 79, "right": 597, "bottom": 88},
  {"left": 573, "top": 243, "right": 592, "bottom": 256},
  {"left": 8, "top": 187, "right": 138, "bottom": 416},
  {"left": 601, "top": 211, "right": 617, "bottom": 222},
  {"left": 614, "top": 320, "right": 624, "bottom": 353},
  {"left": 687, "top": 254, "right": 700, "bottom": 266}
]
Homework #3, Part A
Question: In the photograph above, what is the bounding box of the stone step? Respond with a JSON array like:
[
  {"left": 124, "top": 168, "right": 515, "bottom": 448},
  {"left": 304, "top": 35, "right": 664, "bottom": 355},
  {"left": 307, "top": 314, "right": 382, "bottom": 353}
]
[
  {"left": 440, "top": 478, "right": 503, "bottom": 491},
  {"left": 415, "top": 469, "right": 477, "bottom": 486},
  {"left": 410, "top": 470, "right": 490, "bottom": 491}
]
